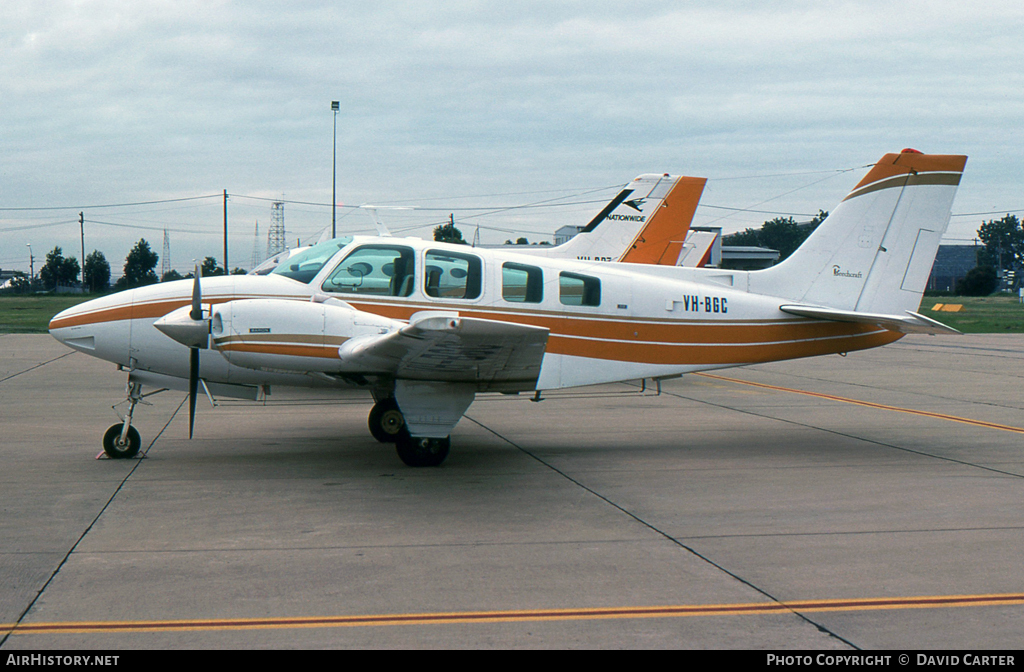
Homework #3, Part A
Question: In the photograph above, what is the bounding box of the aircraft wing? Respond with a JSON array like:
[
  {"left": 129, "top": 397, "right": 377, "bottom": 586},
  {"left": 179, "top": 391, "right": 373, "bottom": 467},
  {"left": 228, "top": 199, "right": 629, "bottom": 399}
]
[
  {"left": 337, "top": 312, "right": 550, "bottom": 392},
  {"left": 779, "top": 304, "right": 961, "bottom": 335}
]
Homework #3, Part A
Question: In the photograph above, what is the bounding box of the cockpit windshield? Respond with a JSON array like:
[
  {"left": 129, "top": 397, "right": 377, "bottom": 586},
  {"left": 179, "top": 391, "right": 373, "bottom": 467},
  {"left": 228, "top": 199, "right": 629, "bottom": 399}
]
[{"left": 269, "top": 237, "right": 353, "bottom": 283}]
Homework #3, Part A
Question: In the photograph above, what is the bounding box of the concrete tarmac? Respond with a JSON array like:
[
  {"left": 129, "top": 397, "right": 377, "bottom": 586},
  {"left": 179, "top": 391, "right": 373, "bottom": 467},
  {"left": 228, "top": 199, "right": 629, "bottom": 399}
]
[{"left": 1, "top": 333, "right": 1022, "bottom": 649}]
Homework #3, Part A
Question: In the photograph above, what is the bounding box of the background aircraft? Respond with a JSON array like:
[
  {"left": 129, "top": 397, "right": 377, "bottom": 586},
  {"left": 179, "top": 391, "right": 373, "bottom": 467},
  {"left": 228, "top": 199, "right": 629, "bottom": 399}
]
[
  {"left": 50, "top": 149, "right": 964, "bottom": 467},
  {"left": 251, "top": 172, "right": 706, "bottom": 275}
]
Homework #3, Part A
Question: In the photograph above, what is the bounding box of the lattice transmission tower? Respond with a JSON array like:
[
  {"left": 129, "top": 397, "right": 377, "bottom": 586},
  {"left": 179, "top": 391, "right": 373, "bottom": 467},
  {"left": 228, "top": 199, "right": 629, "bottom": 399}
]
[
  {"left": 161, "top": 228, "right": 171, "bottom": 278},
  {"left": 267, "top": 202, "right": 287, "bottom": 257},
  {"left": 250, "top": 219, "right": 262, "bottom": 271}
]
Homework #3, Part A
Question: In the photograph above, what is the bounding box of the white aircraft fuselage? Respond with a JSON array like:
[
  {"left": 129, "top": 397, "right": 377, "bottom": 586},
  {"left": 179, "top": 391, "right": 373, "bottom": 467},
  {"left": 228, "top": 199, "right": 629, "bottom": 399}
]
[
  {"left": 50, "top": 242, "right": 897, "bottom": 391},
  {"left": 49, "top": 150, "right": 966, "bottom": 466}
]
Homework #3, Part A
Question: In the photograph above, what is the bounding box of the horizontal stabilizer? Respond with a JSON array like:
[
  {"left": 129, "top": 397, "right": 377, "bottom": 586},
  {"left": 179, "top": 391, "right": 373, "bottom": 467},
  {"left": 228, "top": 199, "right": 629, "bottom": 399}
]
[{"left": 780, "top": 304, "right": 961, "bottom": 335}]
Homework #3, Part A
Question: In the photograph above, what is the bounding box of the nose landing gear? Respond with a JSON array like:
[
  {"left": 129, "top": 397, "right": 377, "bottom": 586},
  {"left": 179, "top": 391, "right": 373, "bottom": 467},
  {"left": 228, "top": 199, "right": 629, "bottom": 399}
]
[
  {"left": 102, "top": 422, "right": 141, "bottom": 459},
  {"left": 102, "top": 381, "right": 145, "bottom": 459},
  {"left": 101, "top": 379, "right": 167, "bottom": 459}
]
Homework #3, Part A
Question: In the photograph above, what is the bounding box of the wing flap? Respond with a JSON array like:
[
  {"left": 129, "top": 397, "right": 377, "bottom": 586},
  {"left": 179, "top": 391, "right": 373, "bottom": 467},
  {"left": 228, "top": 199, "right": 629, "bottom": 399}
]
[{"left": 338, "top": 312, "right": 549, "bottom": 391}]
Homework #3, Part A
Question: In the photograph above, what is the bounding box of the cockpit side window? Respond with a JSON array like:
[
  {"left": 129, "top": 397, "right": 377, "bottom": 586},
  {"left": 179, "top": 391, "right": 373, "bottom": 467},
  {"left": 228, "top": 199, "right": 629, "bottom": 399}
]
[
  {"left": 424, "top": 250, "right": 482, "bottom": 300},
  {"left": 322, "top": 245, "right": 415, "bottom": 297},
  {"left": 269, "top": 237, "right": 352, "bottom": 283}
]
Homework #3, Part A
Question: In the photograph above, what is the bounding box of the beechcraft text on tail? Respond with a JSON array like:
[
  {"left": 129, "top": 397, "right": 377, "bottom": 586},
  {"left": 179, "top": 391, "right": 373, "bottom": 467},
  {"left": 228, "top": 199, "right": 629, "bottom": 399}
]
[{"left": 50, "top": 149, "right": 965, "bottom": 467}]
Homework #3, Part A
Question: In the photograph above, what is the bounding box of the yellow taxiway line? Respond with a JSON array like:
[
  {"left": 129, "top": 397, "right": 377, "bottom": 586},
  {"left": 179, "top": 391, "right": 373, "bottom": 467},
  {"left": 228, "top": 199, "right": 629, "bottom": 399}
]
[
  {"left": 695, "top": 373, "right": 1024, "bottom": 435},
  {"left": 4, "top": 593, "right": 1024, "bottom": 635}
]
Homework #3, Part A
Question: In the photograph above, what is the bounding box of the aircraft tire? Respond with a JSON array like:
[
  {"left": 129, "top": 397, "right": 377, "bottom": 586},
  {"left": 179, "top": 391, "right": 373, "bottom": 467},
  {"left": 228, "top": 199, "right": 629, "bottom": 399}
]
[
  {"left": 103, "top": 423, "right": 141, "bottom": 459},
  {"left": 395, "top": 435, "right": 450, "bottom": 467},
  {"left": 368, "top": 398, "right": 408, "bottom": 444}
]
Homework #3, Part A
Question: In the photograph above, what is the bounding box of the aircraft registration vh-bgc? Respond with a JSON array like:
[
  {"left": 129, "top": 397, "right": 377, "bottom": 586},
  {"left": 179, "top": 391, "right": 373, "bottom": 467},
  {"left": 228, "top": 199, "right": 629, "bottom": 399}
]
[{"left": 50, "top": 150, "right": 966, "bottom": 467}]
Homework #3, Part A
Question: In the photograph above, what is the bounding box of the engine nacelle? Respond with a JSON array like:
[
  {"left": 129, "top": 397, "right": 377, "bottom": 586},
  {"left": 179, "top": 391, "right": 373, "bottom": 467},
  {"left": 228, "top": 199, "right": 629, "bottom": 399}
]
[{"left": 210, "top": 298, "right": 399, "bottom": 373}]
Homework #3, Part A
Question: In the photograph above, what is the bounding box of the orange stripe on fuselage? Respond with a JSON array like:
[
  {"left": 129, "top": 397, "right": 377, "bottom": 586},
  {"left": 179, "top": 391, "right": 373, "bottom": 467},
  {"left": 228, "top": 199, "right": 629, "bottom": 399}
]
[
  {"left": 48, "top": 294, "right": 309, "bottom": 331},
  {"left": 49, "top": 302, "right": 143, "bottom": 330},
  {"left": 52, "top": 292, "right": 902, "bottom": 368},
  {"left": 342, "top": 299, "right": 902, "bottom": 365},
  {"left": 344, "top": 299, "right": 879, "bottom": 342},
  {"left": 216, "top": 342, "right": 341, "bottom": 359},
  {"left": 547, "top": 330, "right": 900, "bottom": 365}
]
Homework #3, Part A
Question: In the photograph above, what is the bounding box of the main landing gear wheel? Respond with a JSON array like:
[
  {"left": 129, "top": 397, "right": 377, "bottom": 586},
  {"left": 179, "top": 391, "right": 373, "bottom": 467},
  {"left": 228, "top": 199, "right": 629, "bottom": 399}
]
[
  {"left": 368, "top": 398, "right": 407, "bottom": 444},
  {"left": 103, "top": 423, "right": 141, "bottom": 459},
  {"left": 395, "top": 435, "right": 450, "bottom": 467}
]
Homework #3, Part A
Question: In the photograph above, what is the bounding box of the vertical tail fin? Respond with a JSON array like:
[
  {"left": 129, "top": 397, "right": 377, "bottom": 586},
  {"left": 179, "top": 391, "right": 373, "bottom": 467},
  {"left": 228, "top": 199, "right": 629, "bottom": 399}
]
[
  {"left": 618, "top": 176, "right": 706, "bottom": 264},
  {"left": 553, "top": 174, "right": 706, "bottom": 263},
  {"left": 752, "top": 150, "right": 967, "bottom": 315}
]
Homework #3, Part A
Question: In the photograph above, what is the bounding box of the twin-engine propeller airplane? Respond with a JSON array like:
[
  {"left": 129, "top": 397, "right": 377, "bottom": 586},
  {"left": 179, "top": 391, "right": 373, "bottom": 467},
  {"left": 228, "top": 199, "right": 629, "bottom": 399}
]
[{"left": 50, "top": 150, "right": 966, "bottom": 467}]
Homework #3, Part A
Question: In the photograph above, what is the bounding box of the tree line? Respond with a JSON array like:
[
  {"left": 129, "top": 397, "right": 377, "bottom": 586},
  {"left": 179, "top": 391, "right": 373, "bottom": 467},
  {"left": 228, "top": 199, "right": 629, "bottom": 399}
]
[
  {"left": 721, "top": 211, "right": 830, "bottom": 260},
  {"left": 7, "top": 213, "right": 1023, "bottom": 296},
  {"left": 3, "top": 239, "right": 245, "bottom": 294},
  {"left": 970, "top": 214, "right": 1023, "bottom": 294}
]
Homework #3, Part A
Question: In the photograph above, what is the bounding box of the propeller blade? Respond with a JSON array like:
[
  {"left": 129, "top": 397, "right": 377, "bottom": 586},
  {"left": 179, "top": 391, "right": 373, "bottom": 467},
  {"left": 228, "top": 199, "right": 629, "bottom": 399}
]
[
  {"left": 189, "top": 264, "right": 204, "bottom": 439},
  {"left": 190, "top": 264, "right": 203, "bottom": 321},
  {"left": 189, "top": 346, "right": 199, "bottom": 439}
]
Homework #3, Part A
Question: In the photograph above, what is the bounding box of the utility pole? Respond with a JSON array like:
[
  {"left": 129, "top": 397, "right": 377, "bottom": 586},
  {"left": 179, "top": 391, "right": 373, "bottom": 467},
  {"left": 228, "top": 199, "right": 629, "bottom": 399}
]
[
  {"left": 79, "top": 211, "right": 85, "bottom": 286},
  {"left": 223, "top": 189, "right": 229, "bottom": 274},
  {"left": 331, "top": 100, "right": 340, "bottom": 239}
]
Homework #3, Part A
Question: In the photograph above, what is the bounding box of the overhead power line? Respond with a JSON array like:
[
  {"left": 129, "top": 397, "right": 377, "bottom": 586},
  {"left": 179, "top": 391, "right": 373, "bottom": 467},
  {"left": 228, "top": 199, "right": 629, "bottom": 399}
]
[
  {"left": 950, "top": 209, "right": 1024, "bottom": 217},
  {"left": 0, "top": 194, "right": 222, "bottom": 212},
  {"left": 0, "top": 219, "right": 80, "bottom": 233},
  {"left": 699, "top": 204, "right": 820, "bottom": 217},
  {"left": 84, "top": 219, "right": 218, "bottom": 235}
]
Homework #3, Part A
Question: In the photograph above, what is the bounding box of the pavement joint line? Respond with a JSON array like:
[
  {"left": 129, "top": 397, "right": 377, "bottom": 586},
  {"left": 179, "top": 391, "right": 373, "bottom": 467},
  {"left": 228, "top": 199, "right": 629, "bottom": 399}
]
[
  {"left": 12, "top": 523, "right": 1021, "bottom": 557},
  {"left": 694, "top": 372, "right": 1024, "bottom": 435},
  {"left": 462, "top": 414, "right": 858, "bottom": 649},
  {"left": 5, "top": 592, "right": 1022, "bottom": 635},
  {"left": 0, "top": 351, "right": 75, "bottom": 384},
  {"left": 0, "top": 395, "right": 186, "bottom": 649}
]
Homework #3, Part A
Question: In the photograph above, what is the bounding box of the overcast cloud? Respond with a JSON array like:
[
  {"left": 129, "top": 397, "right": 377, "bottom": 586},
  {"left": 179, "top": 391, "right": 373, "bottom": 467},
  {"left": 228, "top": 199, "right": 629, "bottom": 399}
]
[{"left": 3, "top": 1, "right": 1022, "bottom": 273}]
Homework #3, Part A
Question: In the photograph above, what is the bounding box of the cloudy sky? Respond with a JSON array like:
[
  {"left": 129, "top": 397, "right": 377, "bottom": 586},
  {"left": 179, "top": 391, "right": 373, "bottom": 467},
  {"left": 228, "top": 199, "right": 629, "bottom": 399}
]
[{"left": 3, "top": 1, "right": 1022, "bottom": 275}]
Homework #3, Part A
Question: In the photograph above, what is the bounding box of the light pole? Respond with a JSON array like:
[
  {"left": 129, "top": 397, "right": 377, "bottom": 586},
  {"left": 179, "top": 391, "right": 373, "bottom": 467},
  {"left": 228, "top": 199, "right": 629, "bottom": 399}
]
[
  {"left": 331, "top": 100, "right": 339, "bottom": 239},
  {"left": 26, "top": 243, "right": 34, "bottom": 281}
]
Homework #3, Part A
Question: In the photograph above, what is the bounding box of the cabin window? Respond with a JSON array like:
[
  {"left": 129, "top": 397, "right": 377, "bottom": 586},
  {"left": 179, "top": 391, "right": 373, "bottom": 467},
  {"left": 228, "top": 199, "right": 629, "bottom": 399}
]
[
  {"left": 559, "top": 272, "right": 601, "bottom": 306},
  {"left": 502, "top": 263, "right": 543, "bottom": 303},
  {"left": 322, "top": 245, "right": 415, "bottom": 297},
  {"left": 424, "top": 250, "right": 482, "bottom": 300}
]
